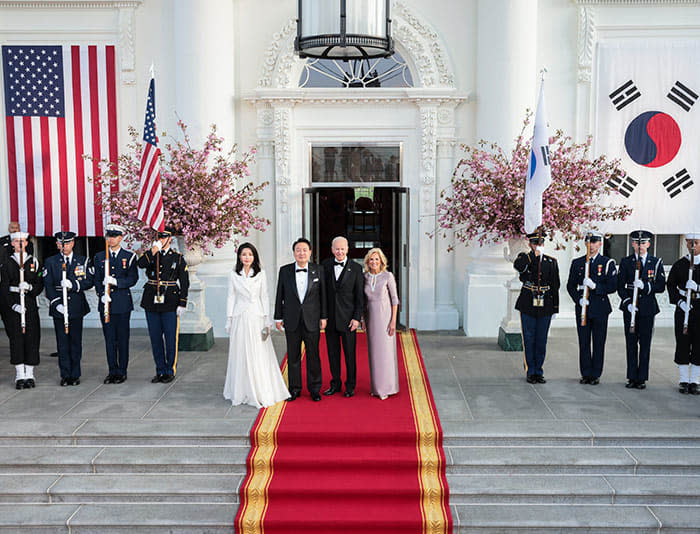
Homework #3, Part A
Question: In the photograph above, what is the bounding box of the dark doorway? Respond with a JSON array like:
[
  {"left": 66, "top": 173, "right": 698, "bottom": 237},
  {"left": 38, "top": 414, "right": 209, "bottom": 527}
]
[{"left": 303, "top": 186, "right": 409, "bottom": 329}]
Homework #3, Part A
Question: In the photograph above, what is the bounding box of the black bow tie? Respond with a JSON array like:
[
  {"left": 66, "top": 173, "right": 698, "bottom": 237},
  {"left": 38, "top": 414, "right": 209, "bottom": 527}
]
[
  {"left": 334, "top": 261, "right": 345, "bottom": 267},
  {"left": 296, "top": 268, "right": 307, "bottom": 273}
]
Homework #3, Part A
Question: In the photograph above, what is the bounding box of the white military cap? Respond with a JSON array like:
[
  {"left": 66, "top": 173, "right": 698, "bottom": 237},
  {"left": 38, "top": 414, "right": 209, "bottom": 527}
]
[
  {"left": 685, "top": 232, "right": 700, "bottom": 240},
  {"left": 10, "top": 231, "right": 29, "bottom": 240}
]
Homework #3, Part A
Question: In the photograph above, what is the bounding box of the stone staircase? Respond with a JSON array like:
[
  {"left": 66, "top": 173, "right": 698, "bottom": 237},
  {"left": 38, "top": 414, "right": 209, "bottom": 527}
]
[{"left": 2, "top": 419, "right": 700, "bottom": 532}]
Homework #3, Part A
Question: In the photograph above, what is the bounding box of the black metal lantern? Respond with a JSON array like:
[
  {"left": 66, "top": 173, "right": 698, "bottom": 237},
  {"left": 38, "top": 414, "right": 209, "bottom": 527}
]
[{"left": 295, "top": 0, "right": 394, "bottom": 60}]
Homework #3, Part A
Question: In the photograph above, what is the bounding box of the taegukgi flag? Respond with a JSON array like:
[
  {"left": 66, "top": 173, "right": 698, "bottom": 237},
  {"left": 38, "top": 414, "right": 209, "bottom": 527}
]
[{"left": 524, "top": 80, "right": 552, "bottom": 234}]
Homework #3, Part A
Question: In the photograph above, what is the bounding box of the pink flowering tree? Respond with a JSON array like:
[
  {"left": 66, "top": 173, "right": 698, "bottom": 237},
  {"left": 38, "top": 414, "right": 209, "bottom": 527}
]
[
  {"left": 436, "top": 113, "right": 632, "bottom": 250},
  {"left": 92, "top": 121, "right": 269, "bottom": 254}
]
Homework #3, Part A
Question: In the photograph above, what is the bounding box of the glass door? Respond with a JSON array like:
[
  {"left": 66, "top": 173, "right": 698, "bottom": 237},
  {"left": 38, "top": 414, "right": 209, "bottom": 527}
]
[
  {"left": 391, "top": 187, "right": 409, "bottom": 330},
  {"left": 302, "top": 187, "right": 321, "bottom": 264}
]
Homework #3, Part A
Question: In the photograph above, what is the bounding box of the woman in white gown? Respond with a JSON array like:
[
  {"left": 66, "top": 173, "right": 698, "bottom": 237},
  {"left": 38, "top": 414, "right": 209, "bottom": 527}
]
[{"left": 223, "top": 243, "right": 289, "bottom": 408}]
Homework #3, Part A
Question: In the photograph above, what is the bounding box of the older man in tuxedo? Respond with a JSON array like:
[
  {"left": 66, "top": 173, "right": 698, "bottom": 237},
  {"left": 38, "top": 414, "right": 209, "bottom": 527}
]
[
  {"left": 321, "top": 236, "right": 364, "bottom": 398},
  {"left": 274, "top": 238, "right": 327, "bottom": 401}
]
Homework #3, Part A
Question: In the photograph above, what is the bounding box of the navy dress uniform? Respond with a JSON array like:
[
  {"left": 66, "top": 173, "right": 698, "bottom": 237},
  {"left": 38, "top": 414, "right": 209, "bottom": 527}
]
[
  {"left": 514, "top": 231, "right": 560, "bottom": 383},
  {"left": 93, "top": 224, "right": 139, "bottom": 384},
  {"left": 617, "top": 230, "right": 666, "bottom": 389},
  {"left": 0, "top": 232, "right": 44, "bottom": 389},
  {"left": 44, "top": 231, "right": 93, "bottom": 386},
  {"left": 137, "top": 228, "right": 189, "bottom": 383},
  {"left": 666, "top": 232, "right": 700, "bottom": 395},
  {"left": 566, "top": 231, "right": 618, "bottom": 384}
]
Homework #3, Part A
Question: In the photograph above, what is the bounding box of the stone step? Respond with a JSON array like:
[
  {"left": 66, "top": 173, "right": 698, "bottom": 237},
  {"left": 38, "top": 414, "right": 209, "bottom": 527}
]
[
  {"left": 0, "top": 503, "right": 236, "bottom": 533},
  {"left": 0, "top": 446, "right": 249, "bottom": 474},
  {"left": 447, "top": 446, "right": 700, "bottom": 475},
  {"left": 453, "top": 504, "right": 700, "bottom": 533},
  {"left": 0, "top": 474, "right": 243, "bottom": 504},
  {"left": 447, "top": 474, "right": 700, "bottom": 505}
]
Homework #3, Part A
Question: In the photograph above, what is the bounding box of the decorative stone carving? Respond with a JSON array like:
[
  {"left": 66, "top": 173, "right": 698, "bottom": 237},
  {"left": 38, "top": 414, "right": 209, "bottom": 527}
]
[
  {"left": 273, "top": 107, "right": 292, "bottom": 214},
  {"left": 0, "top": 1, "right": 141, "bottom": 6},
  {"left": 118, "top": 5, "right": 137, "bottom": 85},
  {"left": 258, "top": 18, "right": 297, "bottom": 88},
  {"left": 577, "top": 6, "right": 596, "bottom": 83},
  {"left": 420, "top": 107, "right": 437, "bottom": 185}
]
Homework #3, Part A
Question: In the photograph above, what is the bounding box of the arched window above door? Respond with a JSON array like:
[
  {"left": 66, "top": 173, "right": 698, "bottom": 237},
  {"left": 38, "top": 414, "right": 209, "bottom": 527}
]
[{"left": 298, "top": 52, "right": 414, "bottom": 88}]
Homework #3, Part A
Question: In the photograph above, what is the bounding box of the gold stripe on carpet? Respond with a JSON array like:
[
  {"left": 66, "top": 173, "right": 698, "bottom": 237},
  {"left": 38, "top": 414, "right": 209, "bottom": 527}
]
[
  {"left": 237, "top": 359, "right": 288, "bottom": 534},
  {"left": 400, "top": 331, "right": 450, "bottom": 534}
]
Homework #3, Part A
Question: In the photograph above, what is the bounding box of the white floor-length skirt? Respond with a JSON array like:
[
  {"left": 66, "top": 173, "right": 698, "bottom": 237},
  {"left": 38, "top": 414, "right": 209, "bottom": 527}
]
[{"left": 223, "top": 313, "right": 289, "bottom": 408}]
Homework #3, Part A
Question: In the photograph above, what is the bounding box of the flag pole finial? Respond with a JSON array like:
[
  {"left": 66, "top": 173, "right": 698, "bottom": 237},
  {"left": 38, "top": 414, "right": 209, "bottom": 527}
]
[
  {"left": 149, "top": 62, "right": 155, "bottom": 79},
  {"left": 540, "top": 67, "right": 548, "bottom": 82}
]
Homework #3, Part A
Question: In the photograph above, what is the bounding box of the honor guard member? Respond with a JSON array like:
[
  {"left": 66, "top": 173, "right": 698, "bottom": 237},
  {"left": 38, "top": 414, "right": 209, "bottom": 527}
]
[
  {"left": 0, "top": 222, "right": 32, "bottom": 338},
  {"left": 514, "top": 230, "right": 560, "bottom": 383},
  {"left": 94, "top": 224, "right": 139, "bottom": 384},
  {"left": 0, "top": 232, "right": 44, "bottom": 389},
  {"left": 138, "top": 227, "right": 189, "bottom": 383},
  {"left": 617, "top": 230, "right": 665, "bottom": 390},
  {"left": 566, "top": 231, "right": 618, "bottom": 385},
  {"left": 666, "top": 232, "right": 700, "bottom": 394},
  {"left": 44, "top": 231, "right": 93, "bottom": 386}
]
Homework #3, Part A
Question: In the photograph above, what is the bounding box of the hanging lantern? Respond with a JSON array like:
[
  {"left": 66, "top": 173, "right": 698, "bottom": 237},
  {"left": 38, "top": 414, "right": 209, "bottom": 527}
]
[{"left": 295, "top": 0, "right": 394, "bottom": 60}]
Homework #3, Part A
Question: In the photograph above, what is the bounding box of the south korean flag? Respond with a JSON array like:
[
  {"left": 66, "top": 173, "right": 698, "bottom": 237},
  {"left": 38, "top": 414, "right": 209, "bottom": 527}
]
[{"left": 595, "top": 40, "right": 700, "bottom": 234}]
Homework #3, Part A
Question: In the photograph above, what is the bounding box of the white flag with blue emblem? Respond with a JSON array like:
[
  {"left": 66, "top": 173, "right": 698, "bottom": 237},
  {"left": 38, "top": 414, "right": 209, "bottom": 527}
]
[{"left": 524, "top": 81, "right": 552, "bottom": 233}]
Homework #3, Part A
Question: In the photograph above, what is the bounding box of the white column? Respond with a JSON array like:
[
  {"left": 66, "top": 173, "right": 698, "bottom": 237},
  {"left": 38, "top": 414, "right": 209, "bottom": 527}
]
[
  {"left": 464, "top": 0, "right": 538, "bottom": 337},
  {"left": 173, "top": 0, "right": 235, "bottom": 145}
]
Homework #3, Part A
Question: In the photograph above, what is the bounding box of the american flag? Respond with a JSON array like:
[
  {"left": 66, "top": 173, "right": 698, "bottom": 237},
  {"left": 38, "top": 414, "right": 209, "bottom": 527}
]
[
  {"left": 2, "top": 45, "right": 118, "bottom": 236},
  {"left": 136, "top": 76, "right": 164, "bottom": 232}
]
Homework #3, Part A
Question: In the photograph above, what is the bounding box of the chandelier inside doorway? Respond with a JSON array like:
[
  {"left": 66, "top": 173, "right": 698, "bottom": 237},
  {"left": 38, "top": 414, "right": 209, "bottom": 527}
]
[{"left": 299, "top": 53, "right": 414, "bottom": 88}]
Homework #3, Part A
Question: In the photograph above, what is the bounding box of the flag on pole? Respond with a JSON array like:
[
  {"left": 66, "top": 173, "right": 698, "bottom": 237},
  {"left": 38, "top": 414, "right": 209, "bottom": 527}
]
[
  {"left": 136, "top": 69, "right": 164, "bottom": 232},
  {"left": 524, "top": 78, "right": 552, "bottom": 234},
  {"left": 2, "top": 45, "right": 118, "bottom": 236}
]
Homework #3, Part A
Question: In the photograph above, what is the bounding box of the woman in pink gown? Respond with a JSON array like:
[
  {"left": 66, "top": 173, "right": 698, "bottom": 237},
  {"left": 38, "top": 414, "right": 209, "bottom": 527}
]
[{"left": 362, "top": 248, "right": 400, "bottom": 400}]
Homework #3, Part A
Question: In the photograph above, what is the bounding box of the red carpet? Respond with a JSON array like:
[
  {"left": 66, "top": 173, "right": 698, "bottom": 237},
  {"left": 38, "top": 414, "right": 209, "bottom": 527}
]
[{"left": 235, "top": 330, "right": 452, "bottom": 534}]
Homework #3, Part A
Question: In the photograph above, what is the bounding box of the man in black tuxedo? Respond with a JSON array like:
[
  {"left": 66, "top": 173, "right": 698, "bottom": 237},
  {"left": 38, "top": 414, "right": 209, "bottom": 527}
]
[
  {"left": 321, "top": 236, "right": 364, "bottom": 397},
  {"left": 274, "top": 238, "right": 327, "bottom": 401}
]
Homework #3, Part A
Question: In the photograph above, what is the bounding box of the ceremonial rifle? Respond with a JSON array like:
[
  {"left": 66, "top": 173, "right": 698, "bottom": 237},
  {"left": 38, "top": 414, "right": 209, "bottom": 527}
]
[
  {"left": 18, "top": 239, "right": 26, "bottom": 334},
  {"left": 581, "top": 240, "right": 591, "bottom": 327},
  {"left": 630, "top": 254, "right": 641, "bottom": 334},
  {"left": 534, "top": 228, "right": 544, "bottom": 308},
  {"left": 104, "top": 237, "right": 111, "bottom": 323},
  {"left": 683, "top": 247, "right": 695, "bottom": 335},
  {"left": 61, "top": 258, "right": 69, "bottom": 334}
]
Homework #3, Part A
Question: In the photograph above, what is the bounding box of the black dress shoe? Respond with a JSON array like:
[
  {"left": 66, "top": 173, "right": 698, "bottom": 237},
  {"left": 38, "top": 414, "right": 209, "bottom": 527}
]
[
  {"left": 15, "top": 379, "right": 24, "bottom": 390},
  {"left": 104, "top": 375, "right": 115, "bottom": 384},
  {"left": 310, "top": 392, "right": 322, "bottom": 401},
  {"left": 689, "top": 383, "right": 699, "bottom": 395},
  {"left": 151, "top": 375, "right": 163, "bottom": 383},
  {"left": 625, "top": 380, "right": 636, "bottom": 388},
  {"left": 160, "top": 374, "right": 174, "bottom": 383},
  {"left": 679, "top": 382, "right": 690, "bottom": 394},
  {"left": 344, "top": 389, "right": 355, "bottom": 398},
  {"left": 579, "top": 376, "right": 591, "bottom": 384},
  {"left": 60, "top": 378, "right": 70, "bottom": 387},
  {"left": 68, "top": 378, "right": 79, "bottom": 386},
  {"left": 535, "top": 376, "right": 546, "bottom": 384},
  {"left": 323, "top": 386, "right": 341, "bottom": 396},
  {"left": 113, "top": 375, "right": 127, "bottom": 384},
  {"left": 50, "top": 352, "right": 58, "bottom": 358},
  {"left": 286, "top": 391, "right": 300, "bottom": 402},
  {"left": 589, "top": 378, "right": 600, "bottom": 385},
  {"left": 526, "top": 375, "right": 537, "bottom": 384},
  {"left": 635, "top": 381, "right": 646, "bottom": 390},
  {"left": 24, "top": 378, "right": 35, "bottom": 389}
]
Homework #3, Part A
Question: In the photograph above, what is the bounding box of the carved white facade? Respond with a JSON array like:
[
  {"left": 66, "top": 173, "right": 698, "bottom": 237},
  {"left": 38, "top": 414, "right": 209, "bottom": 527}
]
[{"left": 0, "top": 0, "right": 699, "bottom": 334}]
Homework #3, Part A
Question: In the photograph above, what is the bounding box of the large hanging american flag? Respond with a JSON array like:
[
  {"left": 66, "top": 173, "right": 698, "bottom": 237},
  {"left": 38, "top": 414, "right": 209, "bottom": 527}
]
[
  {"left": 2, "top": 45, "right": 118, "bottom": 237},
  {"left": 136, "top": 74, "right": 164, "bottom": 232}
]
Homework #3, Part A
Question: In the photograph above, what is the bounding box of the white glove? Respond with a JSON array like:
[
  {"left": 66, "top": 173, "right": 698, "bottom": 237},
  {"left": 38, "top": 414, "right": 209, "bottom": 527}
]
[
  {"left": 579, "top": 298, "right": 589, "bottom": 307},
  {"left": 225, "top": 316, "right": 232, "bottom": 334},
  {"left": 633, "top": 279, "right": 644, "bottom": 289},
  {"left": 61, "top": 279, "right": 72, "bottom": 289},
  {"left": 101, "top": 294, "right": 112, "bottom": 304},
  {"left": 583, "top": 277, "right": 596, "bottom": 289},
  {"left": 176, "top": 306, "right": 186, "bottom": 317},
  {"left": 536, "top": 246, "right": 545, "bottom": 254},
  {"left": 12, "top": 304, "right": 24, "bottom": 314},
  {"left": 679, "top": 300, "right": 691, "bottom": 313},
  {"left": 56, "top": 304, "right": 66, "bottom": 315},
  {"left": 627, "top": 303, "right": 638, "bottom": 314},
  {"left": 104, "top": 275, "right": 117, "bottom": 287},
  {"left": 18, "top": 281, "right": 31, "bottom": 291},
  {"left": 686, "top": 279, "right": 698, "bottom": 292},
  {"left": 152, "top": 240, "right": 163, "bottom": 251},
  {"left": 551, "top": 314, "right": 558, "bottom": 320}
]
